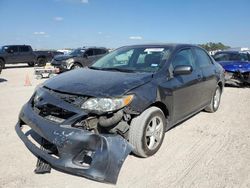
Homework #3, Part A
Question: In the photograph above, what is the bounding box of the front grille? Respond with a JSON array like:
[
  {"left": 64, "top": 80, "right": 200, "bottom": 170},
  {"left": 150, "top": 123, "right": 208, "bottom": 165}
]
[
  {"left": 33, "top": 104, "right": 76, "bottom": 123},
  {"left": 44, "top": 87, "right": 88, "bottom": 107}
]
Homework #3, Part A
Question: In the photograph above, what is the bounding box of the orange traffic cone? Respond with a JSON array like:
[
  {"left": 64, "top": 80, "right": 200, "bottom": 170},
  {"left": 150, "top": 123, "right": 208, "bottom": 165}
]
[{"left": 24, "top": 74, "right": 32, "bottom": 86}]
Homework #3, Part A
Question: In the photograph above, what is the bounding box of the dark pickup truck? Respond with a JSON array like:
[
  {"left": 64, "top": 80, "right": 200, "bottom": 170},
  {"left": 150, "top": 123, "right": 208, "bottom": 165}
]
[{"left": 0, "top": 45, "right": 63, "bottom": 71}]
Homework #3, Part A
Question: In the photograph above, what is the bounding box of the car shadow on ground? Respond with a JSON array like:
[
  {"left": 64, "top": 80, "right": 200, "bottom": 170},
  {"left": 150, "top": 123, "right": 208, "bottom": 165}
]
[
  {"left": 225, "top": 84, "right": 250, "bottom": 89},
  {"left": 0, "top": 78, "right": 8, "bottom": 83},
  {"left": 166, "top": 111, "right": 202, "bottom": 132}
]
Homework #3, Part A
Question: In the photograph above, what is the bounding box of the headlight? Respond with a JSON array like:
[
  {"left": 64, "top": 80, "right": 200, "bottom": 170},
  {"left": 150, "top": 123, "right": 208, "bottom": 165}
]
[
  {"left": 65, "top": 58, "right": 74, "bottom": 64},
  {"left": 81, "top": 95, "right": 134, "bottom": 113}
]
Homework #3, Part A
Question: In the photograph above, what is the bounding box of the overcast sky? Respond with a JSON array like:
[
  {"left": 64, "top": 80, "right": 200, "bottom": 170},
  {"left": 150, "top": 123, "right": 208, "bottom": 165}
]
[{"left": 0, "top": 0, "right": 250, "bottom": 49}]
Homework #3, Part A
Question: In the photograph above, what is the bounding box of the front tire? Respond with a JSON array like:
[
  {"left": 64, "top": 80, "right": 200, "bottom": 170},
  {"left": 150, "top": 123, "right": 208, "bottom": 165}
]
[
  {"left": 128, "top": 107, "right": 166, "bottom": 158},
  {"left": 205, "top": 85, "right": 221, "bottom": 113},
  {"left": 0, "top": 59, "right": 5, "bottom": 70},
  {"left": 71, "top": 62, "right": 82, "bottom": 69}
]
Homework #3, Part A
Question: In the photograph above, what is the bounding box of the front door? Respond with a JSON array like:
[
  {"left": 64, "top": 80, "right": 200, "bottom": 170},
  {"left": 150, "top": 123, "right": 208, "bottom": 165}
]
[{"left": 4, "top": 46, "right": 19, "bottom": 64}]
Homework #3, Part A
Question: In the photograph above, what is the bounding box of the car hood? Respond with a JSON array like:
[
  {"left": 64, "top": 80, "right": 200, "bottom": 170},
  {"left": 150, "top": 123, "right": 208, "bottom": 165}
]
[
  {"left": 218, "top": 61, "right": 250, "bottom": 73},
  {"left": 44, "top": 68, "right": 153, "bottom": 97},
  {"left": 54, "top": 54, "right": 75, "bottom": 61}
]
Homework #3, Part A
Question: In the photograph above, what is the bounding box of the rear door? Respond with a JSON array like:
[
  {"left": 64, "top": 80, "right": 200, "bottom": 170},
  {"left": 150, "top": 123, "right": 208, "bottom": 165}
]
[
  {"left": 193, "top": 47, "right": 217, "bottom": 105},
  {"left": 169, "top": 48, "right": 204, "bottom": 122},
  {"left": 93, "top": 49, "right": 107, "bottom": 61},
  {"left": 18, "top": 46, "right": 34, "bottom": 63},
  {"left": 83, "top": 49, "right": 96, "bottom": 66}
]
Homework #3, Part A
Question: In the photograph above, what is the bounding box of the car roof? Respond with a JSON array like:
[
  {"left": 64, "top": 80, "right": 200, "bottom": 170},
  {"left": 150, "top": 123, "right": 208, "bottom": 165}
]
[
  {"left": 3, "top": 45, "right": 30, "bottom": 47},
  {"left": 82, "top": 46, "right": 107, "bottom": 50},
  {"left": 121, "top": 43, "right": 199, "bottom": 50}
]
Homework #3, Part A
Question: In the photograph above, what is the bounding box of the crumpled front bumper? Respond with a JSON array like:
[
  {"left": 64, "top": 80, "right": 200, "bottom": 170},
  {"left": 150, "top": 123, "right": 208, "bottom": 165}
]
[
  {"left": 15, "top": 102, "right": 132, "bottom": 184},
  {"left": 51, "top": 60, "right": 68, "bottom": 72},
  {"left": 224, "top": 71, "right": 250, "bottom": 85}
]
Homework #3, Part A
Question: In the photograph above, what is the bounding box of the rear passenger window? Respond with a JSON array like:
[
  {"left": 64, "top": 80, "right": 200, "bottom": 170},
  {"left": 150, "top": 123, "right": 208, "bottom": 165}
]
[
  {"left": 195, "top": 48, "right": 213, "bottom": 67},
  {"left": 19, "top": 46, "right": 30, "bottom": 52},
  {"left": 172, "top": 49, "right": 196, "bottom": 69},
  {"left": 85, "top": 49, "right": 94, "bottom": 56},
  {"left": 94, "top": 49, "right": 107, "bottom": 55},
  {"left": 5, "top": 46, "right": 18, "bottom": 53}
]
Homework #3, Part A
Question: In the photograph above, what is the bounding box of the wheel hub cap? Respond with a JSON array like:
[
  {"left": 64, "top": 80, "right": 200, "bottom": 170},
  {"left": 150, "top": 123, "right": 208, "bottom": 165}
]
[
  {"left": 145, "top": 116, "right": 164, "bottom": 150},
  {"left": 213, "top": 88, "right": 220, "bottom": 109}
]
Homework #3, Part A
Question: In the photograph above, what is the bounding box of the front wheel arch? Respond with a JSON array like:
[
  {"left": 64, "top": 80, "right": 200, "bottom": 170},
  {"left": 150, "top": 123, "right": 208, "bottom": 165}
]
[{"left": 150, "top": 101, "right": 170, "bottom": 121}]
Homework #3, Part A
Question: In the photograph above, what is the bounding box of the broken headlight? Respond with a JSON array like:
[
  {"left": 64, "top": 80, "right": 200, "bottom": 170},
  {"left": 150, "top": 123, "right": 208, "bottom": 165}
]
[{"left": 81, "top": 95, "right": 133, "bottom": 113}]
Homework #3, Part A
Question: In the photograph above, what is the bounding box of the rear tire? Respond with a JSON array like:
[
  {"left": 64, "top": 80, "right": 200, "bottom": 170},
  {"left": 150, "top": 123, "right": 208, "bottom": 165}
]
[
  {"left": 128, "top": 107, "right": 166, "bottom": 158},
  {"left": 205, "top": 85, "right": 221, "bottom": 113},
  {"left": 37, "top": 58, "right": 47, "bottom": 67}
]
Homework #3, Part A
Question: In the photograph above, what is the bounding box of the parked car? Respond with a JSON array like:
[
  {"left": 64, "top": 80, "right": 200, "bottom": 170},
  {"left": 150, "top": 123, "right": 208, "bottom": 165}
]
[
  {"left": 51, "top": 47, "right": 108, "bottom": 72},
  {"left": 0, "top": 45, "right": 63, "bottom": 68},
  {"left": 16, "top": 44, "right": 224, "bottom": 184},
  {"left": 214, "top": 51, "right": 250, "bottom": 86}
]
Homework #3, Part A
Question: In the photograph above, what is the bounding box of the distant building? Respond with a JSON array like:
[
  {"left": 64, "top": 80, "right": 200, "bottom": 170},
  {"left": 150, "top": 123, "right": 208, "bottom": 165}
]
[{"left": 226, "top": 47, "right": 250, "bottom": 52}]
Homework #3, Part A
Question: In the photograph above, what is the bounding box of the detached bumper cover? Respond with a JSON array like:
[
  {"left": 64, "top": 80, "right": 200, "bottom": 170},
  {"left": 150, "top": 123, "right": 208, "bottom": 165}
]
[{"left": 15, "top": 103, "right": 132, "bottom": 184}]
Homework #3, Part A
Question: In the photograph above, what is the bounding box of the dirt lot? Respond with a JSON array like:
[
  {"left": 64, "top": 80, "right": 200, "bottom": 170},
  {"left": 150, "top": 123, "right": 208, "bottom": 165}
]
[{"left": 0, "top": 65, "right": 250, "bottom": 188}]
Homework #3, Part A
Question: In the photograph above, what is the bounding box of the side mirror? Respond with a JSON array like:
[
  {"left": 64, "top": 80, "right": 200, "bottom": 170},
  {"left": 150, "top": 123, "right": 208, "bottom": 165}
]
[{"left": 173, "top": 65, "right": 193, "bottom": 75}]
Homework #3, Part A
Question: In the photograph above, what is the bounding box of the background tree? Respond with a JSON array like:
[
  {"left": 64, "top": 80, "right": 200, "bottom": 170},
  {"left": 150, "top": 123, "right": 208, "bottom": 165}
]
[{"left": 199, "top": 42, "right": 230, "bottom": 51}]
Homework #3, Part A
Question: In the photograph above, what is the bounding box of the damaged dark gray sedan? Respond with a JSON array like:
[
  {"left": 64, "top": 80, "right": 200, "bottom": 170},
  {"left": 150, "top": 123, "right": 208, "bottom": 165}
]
[{"left": 16, "top": 44, "right": 225, "bottom": 184}]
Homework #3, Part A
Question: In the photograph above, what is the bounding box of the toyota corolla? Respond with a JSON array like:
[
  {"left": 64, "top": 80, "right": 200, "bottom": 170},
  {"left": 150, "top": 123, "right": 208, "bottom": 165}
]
[{"left": 16, "top": 44, "right": 225, "bottom": 184}]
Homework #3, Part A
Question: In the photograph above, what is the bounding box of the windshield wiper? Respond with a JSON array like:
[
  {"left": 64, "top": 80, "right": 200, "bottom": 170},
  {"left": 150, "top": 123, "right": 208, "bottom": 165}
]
[
  {"left": 100, "top": 67, "right": 136, "bottom": 72},
  {"left": 89, "top": 67, "right": 136, "bottom": 73}
]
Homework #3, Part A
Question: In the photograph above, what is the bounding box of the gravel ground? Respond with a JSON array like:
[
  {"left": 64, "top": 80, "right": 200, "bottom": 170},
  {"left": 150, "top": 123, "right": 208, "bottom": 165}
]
[{"left": 0, "top": 65, "right": 250, "bottom": 188}]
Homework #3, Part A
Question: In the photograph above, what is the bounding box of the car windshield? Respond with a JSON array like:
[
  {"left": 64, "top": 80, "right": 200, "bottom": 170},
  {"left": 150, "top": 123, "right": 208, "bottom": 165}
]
[
  {"left": 90, "top": 46, "right": 172, "bottom": 73},
  {"left": 214, "top": 52, "right": 250, "bottom": 61},
  {"left": 68, "top": 48, "right": 85, "bottom": 56}
]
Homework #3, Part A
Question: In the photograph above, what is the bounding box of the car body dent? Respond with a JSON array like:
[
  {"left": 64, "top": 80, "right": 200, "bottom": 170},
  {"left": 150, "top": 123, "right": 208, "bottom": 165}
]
[{"left": 16, "top": 100, "right": 132, "bottom": 184}]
